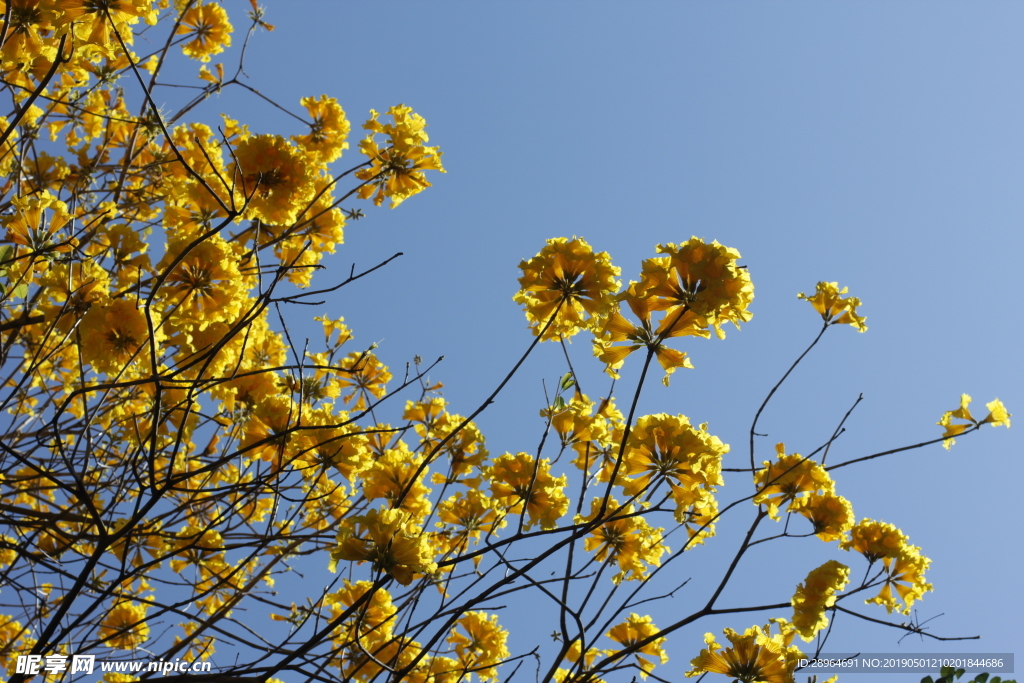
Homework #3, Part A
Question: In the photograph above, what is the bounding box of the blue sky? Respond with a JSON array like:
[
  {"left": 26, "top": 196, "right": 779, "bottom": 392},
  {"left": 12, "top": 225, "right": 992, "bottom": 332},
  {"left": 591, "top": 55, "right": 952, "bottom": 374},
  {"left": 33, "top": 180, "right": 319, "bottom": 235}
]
[{"left": 169, "top": 2, "right": 1023, "bottom": 679}]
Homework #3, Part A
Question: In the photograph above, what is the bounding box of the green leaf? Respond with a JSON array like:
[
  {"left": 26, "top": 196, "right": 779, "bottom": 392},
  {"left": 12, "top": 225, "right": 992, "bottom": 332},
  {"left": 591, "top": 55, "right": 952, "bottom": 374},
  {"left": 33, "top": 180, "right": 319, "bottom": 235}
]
[{"left": 559, "top": 372, "right": 575, "bottom": 390}]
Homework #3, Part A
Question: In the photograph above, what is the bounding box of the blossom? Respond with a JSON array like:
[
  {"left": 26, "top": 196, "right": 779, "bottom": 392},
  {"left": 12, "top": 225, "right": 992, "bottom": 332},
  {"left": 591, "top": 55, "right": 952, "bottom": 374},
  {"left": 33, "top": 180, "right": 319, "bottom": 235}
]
[
  {"left": 3, "top": 192, "right": 75, "bottom": 256},
  {"left": 404, "top": 398, "right": 488, "bottom": 480},
  {"left": 797, "top": 281, "right": 867, "bottom": 331},
  {"left": 447, "top": 612, "right": 510, "bottom": 681},
  {"left": 337, "top": 351, "right": 392, "bottom": 411},
  {"left": 176, "top": 2, "right": 232, "bottom": 62},
  {"left": 232, "top": 134, "right": 317, "bottom": 225},
  {"left": 325, "top": 579, "right": 397, "bottom": 643},
  {"left": 486, "top": 452, "right": 568, "bottom": 530},
  {"left": 621, "top": 414, "right": 726, "bottom": 539},
  {"left": 841, "top": 519, "right": 933, "bottom": 614},
  {"left": 355, "top": 105, "right": 445, "bottom": 207},
  {"left": 639, "top": 238, "right": 755, "bottom": 339},
  {"left": 593, "top": 282, "right": 699, "bottom": 385},
  {"left": 294, "top": 95, "right": 350, "bottom": 163},
  {"left": 839, "top": 518, "right": 906, "bottom": 562},
  {"left": 331, "top": 508, "right": 437, "bottom": 585},
  {"left": 52, "top": 0, "right": 159, "bottom": 54},
  {"left": 99, "top": 602, "right": 150, "bottom": 649},
  {"left": 576, "top": 497, "right": 668, "bottom": 584},
  {"left": 0, "top": 2, "right": 62, "bottom": 66},
  {"left": 983, "top": 398, "right": 1012, "bottom": 427},
  {"left": 238, "top": 395, "right": 304, "bottom": 469},
  {"left": 78, "top": 298, "right": 162, "bottom": 376},
  {"left": 570, "top": 397, "right": 626, "bottom": 483},
  {"left": 157, "top": 232, "right": 248, "bottom": 332},
  {"left": 937, "top": 394, "right": 1011, "bottom": 449},
  {"left": 514, "top": 237, "right": 621, "bottom": 340},
  {"left": 435, "top": 490, "right": 505, "bottom": 565},
  {"left": 687, "top": 621, "right": 803, "bottom": 683},
  {"left": 361, "top": 444, "right": 432, "bottom": 521},
  {"left": 867, "top": 546, "right": 932, "bottom": 614},
  {"left": 791, "top": 560, "right": 850, "bottom": 640},
  {"left": 753, "top": 444, "right": 834, "bottom": 519},
  {"left": 605, "top": 613, "right": 668, "bottom": 679},
  {"left": 789, "top": 492, "right": 854, "bottom": 542}
]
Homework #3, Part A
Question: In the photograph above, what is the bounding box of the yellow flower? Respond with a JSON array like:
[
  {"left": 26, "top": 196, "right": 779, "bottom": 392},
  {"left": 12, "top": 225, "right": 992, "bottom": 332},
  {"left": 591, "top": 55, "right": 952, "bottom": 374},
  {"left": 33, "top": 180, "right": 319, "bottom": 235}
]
[
  {"left": 294, "top": 95, "right": 350, "bottom": 163},
  {"left": 53, "top": 0, "right": 158, "bottom": 54},
  {"left": 753, "top": 444, "right": 834, "bottom": 520},
  {"left": 325, "top": 579, "right": 397, "bottom": 641},
  {"left": 99, "top": 602, "right": 150, "bottom": 649},
  {"left": 621, "top": 414, "right": 726, "bottom": 538},
  {"left": 486, "top": 452, "right": 568, "bottom": 531},
  {"left": 435, "top": 490, "right": 505, "bottom": 567},
  {"left": 331, "top": 508, "right": 437, "bottom": 585},
  {"left": 983, "top": 398, "right": 1011, "bottom": 427},
  {"left": 3, "top": 192, "right": 75, "bottom": 255},
  {"left": 606, "top": 613, "right": 668, "bottom": 679},
  {"left": 593, "top": 281, "right": 700, "bottom": 385},
  {"left": 404, "top": 398, "right": 488, "bottom": 485},
  {"left": 337, "top": 351, "right": 392, "bottom": 411},
  {"left": 686, "top": 621, "right": 803, "bottom": 683},
  {"left": 239, "top": 395, "right": 305, "bottom": 470},
  {"left": 867, "top": 545, "right": 933, "bottom": 615},
  {"left": 640, "top": 238, "right": 755, "bottom": 339},
  {"left": 514, "top": 236, "right": 621, "bottom": 340},
  {"left": 176, "top": 2, "right": 232, "bottom": 62},
  {"left": 789, "top": 492, "right": 854, "bottom": 542},
  {"left": 570, "top": 397, "right": 626, "bottom": 484},
  {"left": 360, "top": 444, "right": 432, "bottom": 521},
  {"left": 447, "top": 612, "right": 510, "bottom": 682},
  {"left": 355, "top": 105, "right": 445, "bottom": 207},
  {"left": 840, "top": 518, "right": 933, "bottom": 613},
  {"left": 840, "top": 518, "right": 906, "bottom": 562},
  {"left": 156, "top": 232, "right": 248, "bottom": 332},
  {"left": 0, "top": 2, "right": 62, "bottom": 65},
  {"left": 544, "top": 392, "right": 596, "bottom": 450},
  {"left": 232, "top": 134, "right": 317, "bottom": 225},
  {"left": 797, "top": 281, "right": 867, "bottom": 331},
  {"left": 937, "top": 394, "right": 1011, "bottom": 449},
  {"left": 791, "top": 560, "right": 850, "bottom": 641},
  {"left": 577, "top": 497, "right": 668, "bottom": 584},
  {"left": 78, "top": 298, "right": 163, "bottom": 376}
]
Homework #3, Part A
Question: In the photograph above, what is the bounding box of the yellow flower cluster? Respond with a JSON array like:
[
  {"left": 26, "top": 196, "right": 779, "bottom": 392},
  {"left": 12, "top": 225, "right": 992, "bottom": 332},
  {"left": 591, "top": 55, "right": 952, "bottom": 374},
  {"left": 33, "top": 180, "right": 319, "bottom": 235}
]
[
  {"left": 576, "top": 497, "right": 669, "bottom": 584},
  {"left": 937, "top": 393, "right": 1011, "bottom": 449},
  {"left": 355, "top": 105, "right": 446, "bottom": 208},
  {"left": 605, "top": 613, "right": 669, "bottom": 679},
  {"left": 565, "top": 396, "right": 628, "bottom": 483},
  {"left": 687, "top": 619, "right": 819, "bottom": 683},
  {"left": 797, "top": 281, "right": 867, "bottom": 331},
  {"left": 642, "top": 238, "right": 756, "bottom": 339},
  {"left": 447, "top": 612, "right": 511, "bottom": 682},
  {"left": 841, "top": 519, "right": 933, "bottom": 614},
  {"left": 514, "top": 236, "right": 621, "bottom": 340},
  {"left": 485, "top": 452, "right": 569, "bottom": 531},
  {"left": 790, "top": 560, "right": 850, "bottom": 641},
  {"left": 621, "top": 414, "right": 726, "bottom": 541},
  {"left": 176, "top": 2, "right": 233, "bottom": 62},
  {"left": 98, "top": 602, "right": 149, "bottom": 650},
  {"left": 594, "top": 237, "right": 753, "bottom": 384},
  {"left": 331, "top": 508, "right": 438, "bottom": 586}
]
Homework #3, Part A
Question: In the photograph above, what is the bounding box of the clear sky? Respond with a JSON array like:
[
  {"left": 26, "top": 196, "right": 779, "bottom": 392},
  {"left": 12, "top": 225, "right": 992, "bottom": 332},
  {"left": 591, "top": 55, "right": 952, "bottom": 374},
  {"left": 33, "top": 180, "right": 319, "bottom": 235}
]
[{"left": 174, "top": 2, "right": 1023, "bottom": 680}]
